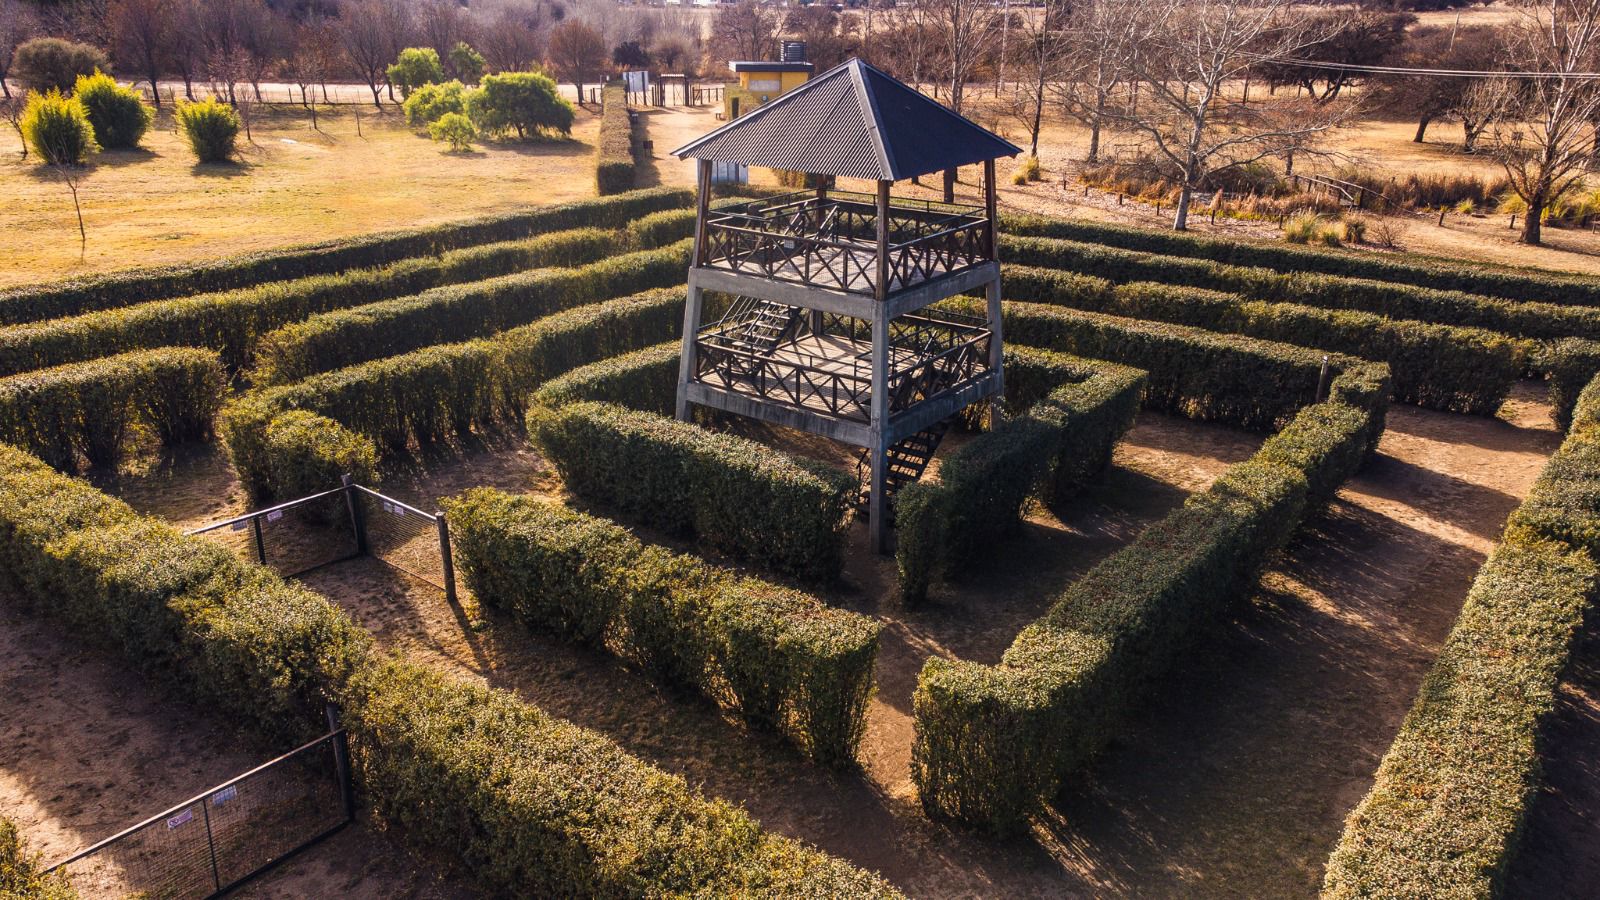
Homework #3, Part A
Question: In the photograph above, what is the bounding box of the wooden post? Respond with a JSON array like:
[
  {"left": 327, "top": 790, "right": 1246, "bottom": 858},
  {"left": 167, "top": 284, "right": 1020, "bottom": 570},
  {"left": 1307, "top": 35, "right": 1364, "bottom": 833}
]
[
  {"left": 984, "top": 159, "right": 998, "bottom": 259},
  {"left": 869, "top": 299, "right": 890, "bottom": 555},
  {"left": 692, "top": 158, "right": 712, "bottom": 267},
  {"left": 677, "top": 159, "right": 713, "bottom": 422},
  {"left": 875, "top": 180, "right": 891, "bottom": 302},
  {"left": 943, "top": 167, "right": 956, "bottom": 204}
]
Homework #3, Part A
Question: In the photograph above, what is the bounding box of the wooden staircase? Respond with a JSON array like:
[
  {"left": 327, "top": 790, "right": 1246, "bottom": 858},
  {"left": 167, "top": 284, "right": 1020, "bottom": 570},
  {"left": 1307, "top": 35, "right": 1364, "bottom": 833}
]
[{"left": 856, "top": 420, "right": 951, "bottom": 526}]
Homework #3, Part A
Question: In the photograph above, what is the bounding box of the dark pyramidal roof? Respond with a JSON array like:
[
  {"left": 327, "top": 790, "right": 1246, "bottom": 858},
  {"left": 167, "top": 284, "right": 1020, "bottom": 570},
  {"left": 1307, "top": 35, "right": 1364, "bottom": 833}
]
[{"left": 673, "top": 58, "right": 1021, "bottom": 182}]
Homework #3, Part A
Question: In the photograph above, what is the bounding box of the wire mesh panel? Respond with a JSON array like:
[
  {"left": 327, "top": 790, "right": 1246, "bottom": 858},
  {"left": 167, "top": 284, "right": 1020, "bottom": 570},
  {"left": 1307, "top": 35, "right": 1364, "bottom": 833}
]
[
  {"left": 356, "top": 488, "right": 448, "bottom": 590},
  {"left": 188, "top": 488, "right": 358, "bottom": 578},
  {"left": 55, "top": 731, "right": 351, "bottom": 900}
]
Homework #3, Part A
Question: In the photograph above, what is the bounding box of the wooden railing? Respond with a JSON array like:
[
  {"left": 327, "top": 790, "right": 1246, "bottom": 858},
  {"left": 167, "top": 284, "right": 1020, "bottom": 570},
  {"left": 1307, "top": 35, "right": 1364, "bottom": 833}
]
[{"left": 700, "top": 193, "right": 991, "bottom": 297}]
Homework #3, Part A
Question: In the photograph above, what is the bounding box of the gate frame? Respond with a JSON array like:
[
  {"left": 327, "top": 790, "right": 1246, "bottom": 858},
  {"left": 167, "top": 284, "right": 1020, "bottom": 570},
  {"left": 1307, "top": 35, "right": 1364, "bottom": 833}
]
[{"left": 48, "top": 706, "right": 355, "bottom": 899}]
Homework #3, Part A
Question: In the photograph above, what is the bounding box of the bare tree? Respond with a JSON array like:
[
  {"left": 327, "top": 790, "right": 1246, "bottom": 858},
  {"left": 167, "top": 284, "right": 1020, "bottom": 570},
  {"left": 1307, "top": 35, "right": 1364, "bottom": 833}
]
[
  {"left": 110, "top": 0, "right": 172, "bottom": 107},
  {"left": 1001, "top": 0, "right": 1068, "bottom": 158},
  {"left": 872, "top": 1, "right": 943, "bottom": 94},
  {"left": 1376, "top": 24, "right": 1510, "bottom": 144},
  {"left": 1258, "top": 10, "right": 1412, "bottom": 104},
  {"left": 546, "top": 19, "right": 607, "bottom": 102},
  {"left": 926, "top": 0, "right": 1004, "bottom": 114},
  {"left": 0, "top": 93, "right": 24, "bottom": 157},
  {"left": 0, "top": 0, "right": 36, "bottom": 100},
  {"left": 338, "top": 0, "right": 410, "bottom": 108},
  {"left": 1103, "top": 0, "right": 1353, "bottom": 230},
  {"left": 1484, "top": 0, "right": 1600, "bottom": 245},
  {"left": 1057, "top": 0, "right": 1137, "bottom": 162},
  {"left": 418, "top": 0, "right": 471, "bottom": 66},
  {"left": 471, "top": 0, "right": 547, "bottom": 74},
  {"left": 710, "top": 0, "right": 778, "bottom": 65}
]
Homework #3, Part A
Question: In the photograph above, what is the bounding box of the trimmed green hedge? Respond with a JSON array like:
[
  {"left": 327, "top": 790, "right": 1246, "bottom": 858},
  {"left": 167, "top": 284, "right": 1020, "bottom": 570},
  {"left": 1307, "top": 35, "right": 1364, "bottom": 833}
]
[
  {"left": 0, "top": 226, "right": 632, "bottom": 378},
  {"left": 532, "top": 341, "right": 681, "bottom": 414},
  {"left": 0, "top": 816, "right": 77, "bottom": 899},
  {"left": 224, "top": 289, "right": 688, "bottom": 490},
  {"left": 527, "top": 401, "right": 854, "bottom": 582},
  {"left": 952, "top": 297, "right": 1356, "bottom": 431},
  {"left": 895, "top": 347, "right": 1146, "bottom": 603},
  {"left": 252, "top": 241, "right": 690, "bottom": 384},
  {"left": 596, "top": 81, "right": 636, "bottom": 195},
  {"left": 1004, "top": 233, "right": 1600, "bottom": 344},
  {"left": 0, "top": 347, "right": 225, "bottom": 472},
  {"left": 0, "top": 188, "right": 692, "bottom": 326},
  {"left": 228, "top": 410, "right": 381, "bottom": 504},
  {"left": 1002, "top": 212, "right": 1600, "bottom": 308},
  {"left": 0, "top": 444, "right": 899, "bottom": 897},
  {"left": 627, "top": 208, "right": 700, "bottom": 250},
  {"left": 1323, "top": 375, "right": 1600, "bottom": 896},
  {"left": 911, "top": 362, "right": 1389, "bottom": 833},
  {"left": 1003, "top": 263, "right": 1524, "bottom": 415},
  {"left": 447, "top": 488, "right": 880, "bottom": 766}
]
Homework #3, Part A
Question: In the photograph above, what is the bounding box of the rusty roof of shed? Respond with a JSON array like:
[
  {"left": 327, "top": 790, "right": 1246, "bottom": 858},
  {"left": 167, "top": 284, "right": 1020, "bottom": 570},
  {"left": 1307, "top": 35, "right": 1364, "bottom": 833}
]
[{"left": 672, "top": 58, "right": 1020, "bottom": 181}]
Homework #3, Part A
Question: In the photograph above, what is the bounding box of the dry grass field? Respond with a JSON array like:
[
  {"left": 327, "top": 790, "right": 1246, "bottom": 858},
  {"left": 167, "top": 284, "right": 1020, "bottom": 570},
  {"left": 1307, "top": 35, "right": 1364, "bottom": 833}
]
[{"left": 0, "top": 103, "right": 603, "bottom": 289}]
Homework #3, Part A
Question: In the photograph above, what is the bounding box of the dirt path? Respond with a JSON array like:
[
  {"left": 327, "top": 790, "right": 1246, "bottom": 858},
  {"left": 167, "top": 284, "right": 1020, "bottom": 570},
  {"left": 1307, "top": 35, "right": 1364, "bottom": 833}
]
[
  {"left": 88, "top": 384, "right": 1564, "bottom": 897},
  {"left": 0, "top": 594, "right": 471, "bottom": 900}
]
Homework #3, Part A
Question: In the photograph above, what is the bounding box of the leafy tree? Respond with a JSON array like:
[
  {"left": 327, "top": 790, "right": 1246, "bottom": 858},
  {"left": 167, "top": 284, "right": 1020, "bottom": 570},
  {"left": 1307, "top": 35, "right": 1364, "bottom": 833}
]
[
  {"left": 387, "top": 46, "right": 445, "bottom": 98},
  {"left": 73, "top": 70, "right": 153, "bottom": 149},
  {"left": 21, "top": 88, "right": 96, "bottom": 163},
  {"left": 429, "top": 110, "right": 476, "bottom": 151},
  {"left": 12, "top": 37, "right": 110, "bottom": 94},
  {"left": 402, "top": 78, "right": 469, "bottom": 127},
  {"left": 468, "top": 70, "right": 574, "bottom": 140},
  {"left": 450, "top": 41, "right": 485, "bottom": 84},
  {"left": 613, "top": 40, "right": 649, "bottom": 69},
  {"left": 176, "top": 97, "right": 240, "bottom": 163}
]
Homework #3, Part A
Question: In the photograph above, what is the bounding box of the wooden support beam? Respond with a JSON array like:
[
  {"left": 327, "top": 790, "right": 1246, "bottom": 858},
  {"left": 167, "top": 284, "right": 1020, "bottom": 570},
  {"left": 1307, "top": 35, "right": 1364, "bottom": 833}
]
[
  {"left": 675, "top": 284, "right": 704, "bottom": 422},
  {"left": 868, "top": 297, "right": 891, "bottom": 555},
  {"left": 943, "top": 167, "right": 956, "bottom": 204},
  {"left": 875, "top": 180, "right": 891, "bottom": 303},
  {"left": 692, "top": 158, "right": 712, "bottom": 267},
  {"left": 984, "top": 159, "right": 999, "bottom": 259}
]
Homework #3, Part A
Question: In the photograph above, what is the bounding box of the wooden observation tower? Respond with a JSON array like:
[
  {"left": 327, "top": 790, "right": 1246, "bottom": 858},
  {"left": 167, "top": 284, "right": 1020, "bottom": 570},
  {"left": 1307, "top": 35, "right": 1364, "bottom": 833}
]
[{"left": 672, "top": 59, "right": 1020, "bottom": 552}]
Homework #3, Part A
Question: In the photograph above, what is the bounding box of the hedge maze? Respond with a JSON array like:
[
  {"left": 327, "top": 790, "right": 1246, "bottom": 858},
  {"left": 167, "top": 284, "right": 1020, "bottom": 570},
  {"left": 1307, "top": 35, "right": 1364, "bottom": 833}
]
[{"left": 6, "top": 190, "right": 1600, "bottom": 895}]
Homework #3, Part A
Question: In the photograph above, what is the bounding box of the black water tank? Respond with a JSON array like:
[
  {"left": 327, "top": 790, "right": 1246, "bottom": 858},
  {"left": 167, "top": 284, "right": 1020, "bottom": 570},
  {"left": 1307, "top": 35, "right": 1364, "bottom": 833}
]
[{"left": 781, "top": 41, "right": 807, "bottom": 63}]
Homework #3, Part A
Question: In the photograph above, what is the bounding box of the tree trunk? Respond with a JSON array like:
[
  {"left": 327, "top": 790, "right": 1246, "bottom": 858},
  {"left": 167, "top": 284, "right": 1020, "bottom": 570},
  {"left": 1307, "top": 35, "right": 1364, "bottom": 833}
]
[
  {"left": 183, "top": 74, "right": 194, "bottom": 101},
  {"left": 1173, "top": 183, "right": 1193, "bottom": 230},
  {"left": 0, "top": 78, "right": 9, "bottom": 99},
  {"left": 1522, "top": 198, "right": 1544, "bottom": 245},
  {"left": 1087, "top": 120, "right": 1100, "bottom": 163},
  {"left": 147, "top": 64, "right": 161, "bottom": 108},
  {"left": 370, "top": 80, "right": 383, "bottom": 109},
  {"left": 1414, "top": 116, "right": 1431, "bottom": 143}
]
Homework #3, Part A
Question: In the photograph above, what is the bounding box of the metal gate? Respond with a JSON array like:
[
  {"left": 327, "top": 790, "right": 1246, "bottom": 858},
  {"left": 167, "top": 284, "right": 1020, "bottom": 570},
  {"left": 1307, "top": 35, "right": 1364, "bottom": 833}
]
[
  {"left": 187, "top": 477, "right": 457, "bottom": 602},
  {"left": 50, "top": 712, "right": 354, "bottom": 899}
]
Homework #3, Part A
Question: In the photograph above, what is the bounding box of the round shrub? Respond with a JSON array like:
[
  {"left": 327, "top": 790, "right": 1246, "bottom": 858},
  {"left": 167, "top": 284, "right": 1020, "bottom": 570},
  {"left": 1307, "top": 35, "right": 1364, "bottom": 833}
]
[
  {"left": 386, "top": 47, "right": 444, "bottom": 99},
  {"left": 11, "top": 37, "right": 110, "bottom": 94},
  {"left": 21, "top": 90, "right": 97, "bottom": 165},
  {"left": 73, "top": 72, "right": 153, "bottom": 150},
  {"left": 449, "top": 42, "right": 486, "bottom": 84},
  {"left": 429, "top": 111, "right": 476, "bottom": 151},
  {"left": 176, "top": 99, "right": 240, "bottom": 163},
  {"left": 402, "top": 79, "right": 468, "bottom": 128},
  {"left": 468, "top": 71, "right": 574, "bottom": 140}
]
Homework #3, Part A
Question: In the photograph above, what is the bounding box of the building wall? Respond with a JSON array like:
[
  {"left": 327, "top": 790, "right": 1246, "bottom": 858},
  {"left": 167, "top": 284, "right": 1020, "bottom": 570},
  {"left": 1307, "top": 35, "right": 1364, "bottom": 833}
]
[{"left": 723, "top": 70, "right": 812, "bottom": 120}]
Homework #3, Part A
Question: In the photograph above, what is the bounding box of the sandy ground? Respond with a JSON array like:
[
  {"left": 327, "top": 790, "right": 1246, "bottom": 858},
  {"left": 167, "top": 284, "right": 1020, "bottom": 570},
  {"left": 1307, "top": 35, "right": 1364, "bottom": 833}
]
[
  {"left": 80, "top": 380, "right": 1545, "bottom": 897},
  {"left": 0, "top": 593, "right": 472, "bottom": 899}
]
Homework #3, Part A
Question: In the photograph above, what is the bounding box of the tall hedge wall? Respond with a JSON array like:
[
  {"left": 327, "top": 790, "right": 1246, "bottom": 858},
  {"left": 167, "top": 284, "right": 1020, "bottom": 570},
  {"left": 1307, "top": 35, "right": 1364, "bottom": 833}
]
[
  {"left": 910, "top": 361, "right": 1390, "bottom": 834},
  {"left": 532, "top": 341, "right": 681, "bottom": 414},
  {"left": 1003, "top": 233, "right": 1600, "bottom": 344},
  {"left": 527, "top": 401, "right": 855, "bottom": 582},
  {"left": 0, "top": 187, "right": 692, "bottom": 326},
  {"left": 224, "top": 289, "right": 689, "bottom": 492},
  {"left": 895, "top": 348, "right": 1146, "bottom": 603},
  {"left": 0, "top": 347, "right": 225, "bottom": 472},
  {"left": 1001, "top": 212, "right": 1600, "bottom": 308},
  {"left": 950, "top": 297, "right": 1360, "bottom": 431},
  {"left": 0, "top": 815, "right": 77, "bottom": 899},
  {"left": 0, "top": 444, "right": 899, "bottom": 896},
  {"left": 1322, "top": 372, "right": 1600, "bottom": 897},
  {"left": 252, "top": 240, "right": 691, "bottom": 384},
  {"left": 0, "top": 226, "right": 637, "bottom": 377},
  {"left": 447, "top": 488, "right": 880, "bottom": 766},
  {"left": 596, "top": 81, "right": 636, "bottom": 195},
  {"left": 1002, "top": 264, "right": 1525, "bottom": 415}
]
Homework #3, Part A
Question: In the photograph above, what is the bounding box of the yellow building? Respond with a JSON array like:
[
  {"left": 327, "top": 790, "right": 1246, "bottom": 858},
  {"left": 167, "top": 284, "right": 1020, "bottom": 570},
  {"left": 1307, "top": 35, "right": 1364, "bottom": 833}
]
[{"left": 724, "top": 60, "right": 814, "bottom": 120}]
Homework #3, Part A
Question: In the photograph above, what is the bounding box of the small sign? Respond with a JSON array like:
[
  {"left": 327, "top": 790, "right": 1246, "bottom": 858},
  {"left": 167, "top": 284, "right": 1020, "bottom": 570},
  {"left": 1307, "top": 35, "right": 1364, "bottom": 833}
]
[
  {"left": 266, "top": 510, "right": 284, "bottom": 523},
  {"left": 167, "top": 809, "right": 194, "bottom": 830},
  {"left": 212, "top": 785, "right": 238, "bottom": 806},
  {"left": 231, "top": 521, "right": 249, "bottom": 532}
]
